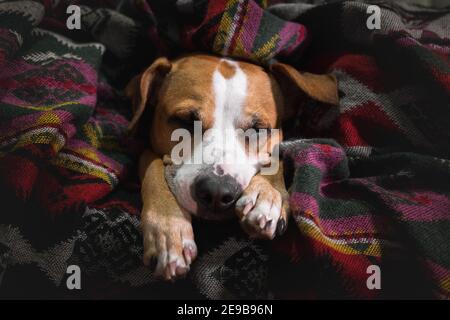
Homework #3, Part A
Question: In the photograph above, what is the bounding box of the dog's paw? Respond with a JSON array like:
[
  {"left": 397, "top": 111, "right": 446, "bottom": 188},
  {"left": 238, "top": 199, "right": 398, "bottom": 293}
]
[
  {"left": 236, "top": 176, "right": 288, "bottom": 239},
  {"left": 141, "top": 214, "right": 197, "bottom": 281}
]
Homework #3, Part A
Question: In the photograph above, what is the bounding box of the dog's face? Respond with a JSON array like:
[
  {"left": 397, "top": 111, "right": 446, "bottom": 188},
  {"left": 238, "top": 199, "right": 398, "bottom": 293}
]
[{"left": 127, "top": 54, "right": 338, "bottom": 220}]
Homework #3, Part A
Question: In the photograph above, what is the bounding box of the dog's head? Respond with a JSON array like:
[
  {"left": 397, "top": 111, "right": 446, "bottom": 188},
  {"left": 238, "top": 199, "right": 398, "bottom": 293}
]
[{"left": 126, "top": 54, "right": 338, "bottom": 220}]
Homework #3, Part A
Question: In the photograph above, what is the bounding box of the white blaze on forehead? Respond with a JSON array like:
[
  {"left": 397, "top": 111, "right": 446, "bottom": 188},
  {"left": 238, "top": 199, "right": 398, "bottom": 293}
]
[
  {"left": 171, "top": 58, "right": 261, "bottom": 216},
  {"left": 207, "top": 59, "right": 258, "bottom": 187},
  {"left": 212, "top": 60, "right": 247, "bottom": 133}
]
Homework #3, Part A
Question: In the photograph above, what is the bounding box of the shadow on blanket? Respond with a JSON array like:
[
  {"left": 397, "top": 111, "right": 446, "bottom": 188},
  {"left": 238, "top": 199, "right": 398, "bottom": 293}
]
[{"left": 0, "top": 0, "right": 449, "bottom": 299}]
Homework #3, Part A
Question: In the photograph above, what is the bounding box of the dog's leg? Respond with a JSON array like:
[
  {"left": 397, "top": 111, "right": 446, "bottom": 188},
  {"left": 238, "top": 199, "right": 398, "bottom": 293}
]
[
  {"left": 236, "top": 160, "right": 290, "bottom": 239},
  {"left": 139, "top": 150, "right": 197, "bottom": 280}
]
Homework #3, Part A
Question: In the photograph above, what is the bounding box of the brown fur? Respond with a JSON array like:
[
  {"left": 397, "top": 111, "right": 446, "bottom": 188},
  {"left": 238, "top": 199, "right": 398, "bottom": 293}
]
[{"left": 127, "top": 54, "right": 339, "bottom": 280}]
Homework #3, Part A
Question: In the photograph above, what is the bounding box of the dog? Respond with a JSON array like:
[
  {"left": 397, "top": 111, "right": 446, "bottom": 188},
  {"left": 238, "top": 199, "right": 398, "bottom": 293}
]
[{"left": 126, "top": 54, "right": 339, "bottom": 280}]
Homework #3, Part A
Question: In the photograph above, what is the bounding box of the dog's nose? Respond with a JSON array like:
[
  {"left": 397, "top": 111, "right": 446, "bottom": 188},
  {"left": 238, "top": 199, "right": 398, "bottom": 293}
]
[{"left": 193, "top": 175, "right": 241, "bottom": 213}]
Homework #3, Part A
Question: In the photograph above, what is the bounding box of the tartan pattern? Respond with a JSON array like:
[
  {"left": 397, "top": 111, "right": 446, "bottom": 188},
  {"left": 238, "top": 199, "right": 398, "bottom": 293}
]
[
  {"left": 182, "top": 0, "right": 308, "bottom": 63},
  {"left": 0, "top": 0, "right": 449, "bottom": 299},
  {"left": 279, "top": 139, "right": 450, "bottom": 298}
]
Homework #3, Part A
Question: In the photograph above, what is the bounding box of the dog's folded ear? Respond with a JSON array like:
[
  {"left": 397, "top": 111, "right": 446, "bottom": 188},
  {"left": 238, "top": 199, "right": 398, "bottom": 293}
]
[
  {"left": 125, "top": 57, "right": 172, "bottom": 132},
  {"left": 270, "top": 62, "right": 339, "bottom": 119}
]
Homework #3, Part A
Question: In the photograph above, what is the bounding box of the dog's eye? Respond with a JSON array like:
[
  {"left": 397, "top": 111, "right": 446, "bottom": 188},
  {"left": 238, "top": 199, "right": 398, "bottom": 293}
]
[
  {"left": 249, "top": 121, "right": 270, "bottom": 133},
  {"left": 246, "top": 115, "right": 270, "bottom": 133},
  {"left": 170, "top": 116, "right": 194, "bottom": 131},
  {"left": 169, "top": 111, "right": 200, "bottom": 131},
  {"left": 171, "top": 116, "right": 191, "bottom": 127},
  {"left": 251, "top": 124, "right": 268, "bottom": 131}
]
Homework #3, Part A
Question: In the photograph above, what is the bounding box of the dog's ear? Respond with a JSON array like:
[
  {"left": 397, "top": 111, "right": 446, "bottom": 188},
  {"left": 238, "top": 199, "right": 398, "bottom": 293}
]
[
  {"left": 270, "top": 62, "right": 339, "bottom": 119},
  {"left": 125, "top": 57, "right": 172, "bottom": 132}
]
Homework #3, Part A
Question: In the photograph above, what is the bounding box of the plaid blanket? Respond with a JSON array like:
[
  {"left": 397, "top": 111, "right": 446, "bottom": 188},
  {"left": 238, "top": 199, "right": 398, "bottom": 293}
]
[{"left": 0, "top": 0, "right": 449, "bottom": 299}]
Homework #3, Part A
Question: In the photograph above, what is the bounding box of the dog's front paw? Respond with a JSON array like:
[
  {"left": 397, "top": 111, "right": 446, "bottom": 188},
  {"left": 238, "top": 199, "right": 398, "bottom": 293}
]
[
  {"left": 141, "top": 214, "right": 197, "bottom": 280},
  {"left": 236, "top": 176, "right": 288, "bottom": 239}
]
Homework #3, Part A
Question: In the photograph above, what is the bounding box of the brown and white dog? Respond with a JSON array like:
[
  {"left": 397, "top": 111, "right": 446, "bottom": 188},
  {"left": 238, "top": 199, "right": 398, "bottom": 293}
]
[{"left": 126, "top": 54, "right": 338, "bottom": 280}]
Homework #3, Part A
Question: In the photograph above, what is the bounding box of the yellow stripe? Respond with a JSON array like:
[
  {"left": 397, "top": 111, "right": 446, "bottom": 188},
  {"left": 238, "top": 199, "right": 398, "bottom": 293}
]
[
  {"left": 17, "top": 101, "right": 79, "bottom": 111},
  {"left": 12, "top": 131, "right": 65, "bottom": 153},
  {"left": 298, "top": 219, "right": 382, "bottom": 257},
  {"left": 441, "top": 276, "right": 450, "bottom": 293},
  {"left": 213, "top": 0, "right": 240, "bottom": 53},
  {"left": 253, "top": 34, "right": 279, "bottom": 60},
  {"left": 84, "top": 123, "right": 102, "bottom": 148},
  {"left": 52, "top": 156, "right": 114, "bottom": 186}
]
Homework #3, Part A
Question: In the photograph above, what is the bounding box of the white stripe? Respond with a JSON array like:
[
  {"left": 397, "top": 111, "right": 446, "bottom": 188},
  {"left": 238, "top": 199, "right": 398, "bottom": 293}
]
[
  {"left": 0, "top": 127, "right": 66, "bottom": 149},
  {"left": 57, "top": 152, "right": 119, "bottom": 185},
  {"left": 23, "top": 51, "right": 83, "bottom": 65},
  {"left": 32, "top": 28, "right": 105, "bottom": 54}
]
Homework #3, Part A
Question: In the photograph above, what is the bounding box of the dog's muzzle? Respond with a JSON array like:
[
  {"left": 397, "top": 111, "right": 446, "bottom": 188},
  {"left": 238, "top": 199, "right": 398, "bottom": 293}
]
[{"left": 191, "top": 173, "right": 242, "bottom": 218}]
